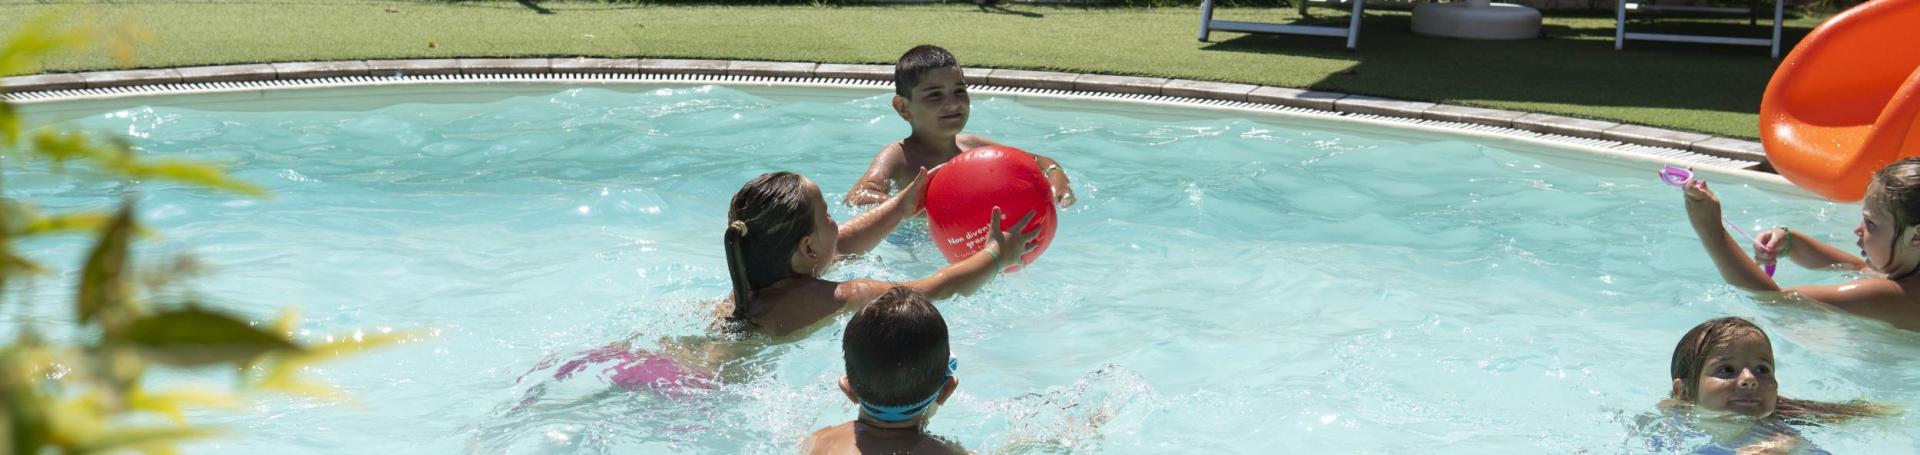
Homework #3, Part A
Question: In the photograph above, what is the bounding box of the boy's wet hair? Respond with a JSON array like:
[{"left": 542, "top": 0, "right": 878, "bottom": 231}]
[
  {"left": 1870, "top": 157, "right": 1920, "bottom": 236},
  {"left": 723, "top": 171, "right": 817, "bottom": 324},
  {"left": 843, "top": 287, "right": 951, "bottom": 407},
  {"left": 1669, "top": 317, "right": 1897, "bottom": 423},
  {"left": 894, "top": 44, "right": 960, "bottom": 98}
]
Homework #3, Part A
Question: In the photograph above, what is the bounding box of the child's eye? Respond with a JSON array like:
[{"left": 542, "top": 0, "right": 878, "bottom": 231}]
[
  {"left": 1755, "top": 365, "right": 1771, "bottom": 375},
  {"left": 1715, "top": 365, "right": 1735, "bottom": 376}
]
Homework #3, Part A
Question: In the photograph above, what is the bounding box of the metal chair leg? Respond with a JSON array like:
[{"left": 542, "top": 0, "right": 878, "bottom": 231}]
[
  {"left": 1347, "top": 0, "right": 1363, "bottom": 49},
  {"left": 1199, "top": 0, "right": 1216, "bottom": 42},
  {"left": 1615, "top": 0, "right": 1627, "bottom": 51},
  {"left": 1770, "top": 0, "right": 1784, "bottom": 58}
]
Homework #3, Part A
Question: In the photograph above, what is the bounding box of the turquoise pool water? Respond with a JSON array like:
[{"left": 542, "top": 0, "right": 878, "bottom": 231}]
[{"left": 7, "top": 83, "right": 1917, "bottom": 453}]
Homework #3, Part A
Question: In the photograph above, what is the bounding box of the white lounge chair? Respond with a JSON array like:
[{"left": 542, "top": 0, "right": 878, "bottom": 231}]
[
  {"left": 1199, "top": 0, "right": 1366, "bottom": 50},
  {"left": 1614, "top": 0, "right": 1785, "bottom": 58}
]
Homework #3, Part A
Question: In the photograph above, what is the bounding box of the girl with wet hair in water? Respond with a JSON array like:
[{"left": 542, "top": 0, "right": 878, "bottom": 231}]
[
  {"left": 718, "top": 169, "right": 1039, "bottom": 339},
  {"left": 1648, "top": 317, "right": 1897, "bottom": 453},
  {"left": 1683, "top": 158, "right": 1920, "bottom": 331}
]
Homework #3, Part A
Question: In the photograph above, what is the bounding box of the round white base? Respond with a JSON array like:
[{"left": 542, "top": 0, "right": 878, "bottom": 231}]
[{"left": 1411, "top": 3, "right": 1543, "bottom": 41}]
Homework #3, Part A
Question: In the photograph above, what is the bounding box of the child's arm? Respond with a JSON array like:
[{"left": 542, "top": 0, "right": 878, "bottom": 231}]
[
  {"left": 846, "top": 145, "right": 906, "bottom": 207},
  {"left": 1754, "top": 227, "right": 1871, "bottom": 271},
  {"left": 1688, "top": 181, "right": 1920, "bottom": 328},
  {"left": 1033, "top": 154, "right": 1076, "bottom": 208},
  {"left": 835, "top": 167, "right": 928, "bottom": 255},
  {"left": 1683, "top": 179, "right": 1781, "bottom": 291},
  {"left": 967, "top": 134, "right": 1076, "bottom": 208},
  {"left": 836, "top": 208, "right": 1041, "bottom": 305},
  {"left": 1777, "top": 281, "right": 1920, "bottom": 330}
]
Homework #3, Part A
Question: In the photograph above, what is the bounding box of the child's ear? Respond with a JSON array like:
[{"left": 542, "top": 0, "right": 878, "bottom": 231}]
[
  {"left": 934, "top": 376, "right": 958, "bottom": 405},
  {"left": 1670, "top": 378, "right": 1685, "bottom": 400},
  {"left": 839, "top": 375, "right": 859, "bottom": 404},
  {"left": 790, "top": 235, "right": 817, "bottom": 273},
  {"left": 892, "top": 95, "right": 910, "bottom": 120}
]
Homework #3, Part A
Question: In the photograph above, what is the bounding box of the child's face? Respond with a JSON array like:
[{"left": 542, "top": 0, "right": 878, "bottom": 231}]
[
  {"left": 894, "top": 67, "right": 970, "bottom": 137},
  {"left": 794, "top": 178, "right": 839, "bottom": 276},
  {"left": 1690, "top": 329, "right": 1778, "bottom": 418},
  {"left": 1857, "top": 190, "right": 1908, "bottom": 273}
]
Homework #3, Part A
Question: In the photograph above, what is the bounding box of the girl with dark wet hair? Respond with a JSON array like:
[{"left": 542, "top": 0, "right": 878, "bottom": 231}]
[{"left": 719, "top": 169, "right": 1039, "bottom": 339}]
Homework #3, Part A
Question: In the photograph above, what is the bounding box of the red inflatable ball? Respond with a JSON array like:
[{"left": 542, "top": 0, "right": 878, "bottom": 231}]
[{"left": 923, "top": 145, "right": 1058, "bottom": 271}]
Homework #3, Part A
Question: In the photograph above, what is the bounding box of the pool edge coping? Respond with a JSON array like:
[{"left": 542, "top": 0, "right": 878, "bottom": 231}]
[{"left": 0, "top": 58, "right": 1781, "bottom": 187}]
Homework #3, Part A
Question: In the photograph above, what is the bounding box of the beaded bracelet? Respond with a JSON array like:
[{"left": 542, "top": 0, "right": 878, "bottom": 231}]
[{"left": 1778, "top": 227, "right": 1794, "bottom": 257}]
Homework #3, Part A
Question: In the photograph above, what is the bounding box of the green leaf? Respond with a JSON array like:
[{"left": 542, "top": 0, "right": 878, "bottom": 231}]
[
  {"left": 1, "top": 202, "right": 152, "bottom": 241},
  {"left": 1, "top": 245, "right": 48, "bottom": 295},
  {"left": 3, "top": 250, "right": 45, "bottom": 277},
  {"left": 128, "top": 387, "right": 239, "bottom": 426},
  {"left": 23, "top": 131, "right": 270, "bottom": 197},
  {"left": 2, "top": 345, "right": 52, "bottom": 455},
  {"left": 2, "top": 99, "right": 18, "bottom": 146},
  {"left": 68, "top": 425, "right": 218, "bottom": 455},
  {"left": 0, "top": 199, "right": 30, "bottom": 236},
  {"left": 28, "top": 129, "right": 118, "bottom": 167},
  {"left": 0, "top": 13, "right": 92, "bottom": 77},
  {"left": 103, "top": 20, "right": 154, "bottom": 70},
  {"left": 127, "top": 307, "right": 302, "bottom": 368},
  {"left": 19, "top": 211, "right": 115, "bottom": 237},
  {"left": 254, "top": 328, "right": 416, "bottom": 399},
  {"left": 76, "top": 203, "right": 134, "bottom": 324},
  {"left": 117, "top": 160, "right": 269, "bottom": 197},
  {"left": 0, "top": 403, "right": 13, "bottom": 455},
  {"left": 0, "top": 201, "right": 13, "bottom": 295}
]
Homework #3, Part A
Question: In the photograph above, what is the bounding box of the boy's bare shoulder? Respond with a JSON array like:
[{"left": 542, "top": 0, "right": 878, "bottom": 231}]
[
  {"left": 800, "top": 422, "right": 969, "bottom": 455},
  {"left": 801, "top": 422, "right": 855, "bottom": 455},
  {"left": 923, "top": 435, "right": 970, "bottom": 455},
  {"left": 876, "top": 140, "right": 908, "bottom": 156},
  {"left": 885, "top": 434, "right": 969, "bottom": 455},
  {"left": 869, "top": 141, "right": 911, "bottom": 168}
]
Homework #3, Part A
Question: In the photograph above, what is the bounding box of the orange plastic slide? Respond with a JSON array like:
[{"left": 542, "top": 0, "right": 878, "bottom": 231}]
[{"left": 1760, "top": 0, "right": 1920, "bottom": 202}]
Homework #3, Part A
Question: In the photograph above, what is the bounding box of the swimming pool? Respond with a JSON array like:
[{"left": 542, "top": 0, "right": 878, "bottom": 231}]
[{"left": 6, "top": 82, "right": 1916, "bottom": 453}]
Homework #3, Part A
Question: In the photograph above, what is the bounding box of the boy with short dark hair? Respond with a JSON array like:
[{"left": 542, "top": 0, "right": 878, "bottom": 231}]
[
  {"left": 800, "top": 287, "right": 967, "bottom": 455},
  {"left": 844, "top": 45, "right": 1075, "bottom": 209}
]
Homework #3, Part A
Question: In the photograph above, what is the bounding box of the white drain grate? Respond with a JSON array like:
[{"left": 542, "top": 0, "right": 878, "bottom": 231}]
[{"left": 3, "top": 73, "right": 1759, "bottom": 172}]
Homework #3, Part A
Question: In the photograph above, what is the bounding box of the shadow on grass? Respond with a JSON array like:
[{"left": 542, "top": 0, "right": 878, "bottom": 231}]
[
  {"left": 1198, "top": 12, "right": 1816, "bottom": 118},
  {"left": 514, "top": 0, "right": 555, "bottom": 14},
  {"left": 1545, "top": 19, "right": 1812, "bottom": 39},
  {"left": 979, "top": 4, "right": 1047, "bottom": 17},
  {"left": 414, "top": 0, "right": 635, "bottom": 13}
]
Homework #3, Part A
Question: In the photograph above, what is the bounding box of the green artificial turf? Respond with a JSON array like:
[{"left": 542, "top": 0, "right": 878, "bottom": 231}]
[{"left": 0, "top": 1, "right": 1836, "bottom": 138}]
